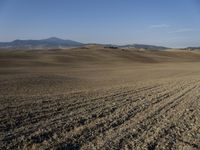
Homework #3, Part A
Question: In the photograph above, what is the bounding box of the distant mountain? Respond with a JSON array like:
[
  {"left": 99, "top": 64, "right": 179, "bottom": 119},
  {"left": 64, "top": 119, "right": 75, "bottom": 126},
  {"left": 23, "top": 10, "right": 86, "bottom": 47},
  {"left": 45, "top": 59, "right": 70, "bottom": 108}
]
[
  {"left": 119, "top": 44, "right": 169, "bottom": 50},
  {"left": 184, "top": 47, "right": 200, "bottom": 51},
  {"left": 0, "top": 37, "right": 83, "bottom": 49},
  {"left": 0, "top": 38, "right": 170, "bottom": 50}
]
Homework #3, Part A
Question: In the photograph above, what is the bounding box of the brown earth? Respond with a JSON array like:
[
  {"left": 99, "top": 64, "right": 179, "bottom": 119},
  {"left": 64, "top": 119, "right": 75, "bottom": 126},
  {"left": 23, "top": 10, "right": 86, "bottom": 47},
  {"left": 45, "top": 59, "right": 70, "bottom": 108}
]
[{"left": 0, "top": 46, "right": 200, "bottom": 149}]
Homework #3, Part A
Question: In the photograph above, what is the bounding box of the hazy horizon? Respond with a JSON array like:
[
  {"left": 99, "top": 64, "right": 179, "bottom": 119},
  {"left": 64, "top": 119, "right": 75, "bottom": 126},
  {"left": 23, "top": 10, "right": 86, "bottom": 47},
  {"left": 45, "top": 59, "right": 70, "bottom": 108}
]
[
  {"left": 0, "top": 0, "right": 200, "bottom": 48},
  {"left": 0, "top": 37, "right": 185, "bottom": 49}
]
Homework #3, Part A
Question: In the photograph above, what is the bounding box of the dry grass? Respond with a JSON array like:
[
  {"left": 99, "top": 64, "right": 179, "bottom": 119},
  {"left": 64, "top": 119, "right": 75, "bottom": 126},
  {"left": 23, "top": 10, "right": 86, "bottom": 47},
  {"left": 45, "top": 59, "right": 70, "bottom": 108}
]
[{"left": 0, "top": 46, "right": 200, "bottom": 149}]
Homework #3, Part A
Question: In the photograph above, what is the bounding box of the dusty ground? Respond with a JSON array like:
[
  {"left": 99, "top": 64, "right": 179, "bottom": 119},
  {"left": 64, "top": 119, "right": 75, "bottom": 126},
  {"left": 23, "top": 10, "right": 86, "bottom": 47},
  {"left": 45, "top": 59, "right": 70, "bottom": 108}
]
[{"left": 0, "top": 46, "right": 200, "bottom": 149}]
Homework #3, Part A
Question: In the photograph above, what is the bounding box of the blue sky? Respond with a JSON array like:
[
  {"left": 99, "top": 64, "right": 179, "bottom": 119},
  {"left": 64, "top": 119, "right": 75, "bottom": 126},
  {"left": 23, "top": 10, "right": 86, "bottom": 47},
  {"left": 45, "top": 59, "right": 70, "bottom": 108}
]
[{"left": 0, "top": 0, "right": 200, "bottom": 47}]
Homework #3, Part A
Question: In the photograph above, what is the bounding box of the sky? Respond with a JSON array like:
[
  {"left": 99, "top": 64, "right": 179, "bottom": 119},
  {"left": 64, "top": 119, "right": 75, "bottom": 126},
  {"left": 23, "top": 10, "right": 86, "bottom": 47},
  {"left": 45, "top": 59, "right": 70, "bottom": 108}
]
[{"left": 0, "top": 0, "right": 200, "bottom": 48}]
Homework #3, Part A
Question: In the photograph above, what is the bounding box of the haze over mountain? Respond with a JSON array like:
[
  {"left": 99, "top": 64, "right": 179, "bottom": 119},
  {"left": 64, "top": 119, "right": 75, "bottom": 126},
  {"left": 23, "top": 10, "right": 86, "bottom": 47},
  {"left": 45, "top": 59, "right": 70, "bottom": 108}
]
[
  {"left": 0, "top": 37, "right": 169, "bottom": 50},
  {"left": 0, "top": 37, "right": 83, "bottom": 49},
  {"left": 2, "top": 37, "right": 200, "bottom": 50},
  {"left": 118, "top": 44, "right": 168, "bottom": 50}
]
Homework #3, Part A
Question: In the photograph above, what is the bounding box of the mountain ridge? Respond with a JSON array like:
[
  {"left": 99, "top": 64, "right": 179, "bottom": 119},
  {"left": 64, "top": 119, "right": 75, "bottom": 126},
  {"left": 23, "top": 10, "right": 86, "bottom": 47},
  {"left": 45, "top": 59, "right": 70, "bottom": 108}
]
[
  {"left": 118, "top": 44, "right": 169, "bottom": 50},
  {"left": 0, "top": 37, "right": 190, "bottom": 50},
  {"left": 0, "top": 37, "right": 83, "bottom": 49}
]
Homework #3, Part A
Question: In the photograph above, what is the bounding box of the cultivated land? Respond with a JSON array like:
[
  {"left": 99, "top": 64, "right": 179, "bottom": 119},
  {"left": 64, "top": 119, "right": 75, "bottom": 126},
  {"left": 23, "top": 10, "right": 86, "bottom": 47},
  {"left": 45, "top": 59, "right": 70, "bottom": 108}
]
[{"left": 0, "top": 46, "right": 200, "bottom": 149}]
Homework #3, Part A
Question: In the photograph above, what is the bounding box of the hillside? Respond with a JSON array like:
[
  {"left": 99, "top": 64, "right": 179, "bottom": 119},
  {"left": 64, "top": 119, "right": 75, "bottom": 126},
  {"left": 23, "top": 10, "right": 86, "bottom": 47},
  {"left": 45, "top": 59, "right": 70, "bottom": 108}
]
[{"left": 1, "top": 46, "right": 200, "bottom": 149}]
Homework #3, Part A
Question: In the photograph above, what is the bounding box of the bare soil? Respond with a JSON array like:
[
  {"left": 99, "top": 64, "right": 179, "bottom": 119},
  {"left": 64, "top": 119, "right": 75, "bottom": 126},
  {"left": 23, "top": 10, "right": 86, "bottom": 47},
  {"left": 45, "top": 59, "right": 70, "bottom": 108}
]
[{"left": 0, "top": 46, "right": 200, "bottom": 149}]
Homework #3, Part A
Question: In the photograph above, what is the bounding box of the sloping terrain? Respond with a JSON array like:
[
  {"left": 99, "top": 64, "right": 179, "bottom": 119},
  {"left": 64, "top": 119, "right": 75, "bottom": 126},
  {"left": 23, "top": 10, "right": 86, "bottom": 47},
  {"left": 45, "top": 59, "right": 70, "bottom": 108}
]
[{"left": 0, "top": 47, "right": 200, "bottom": 149}]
